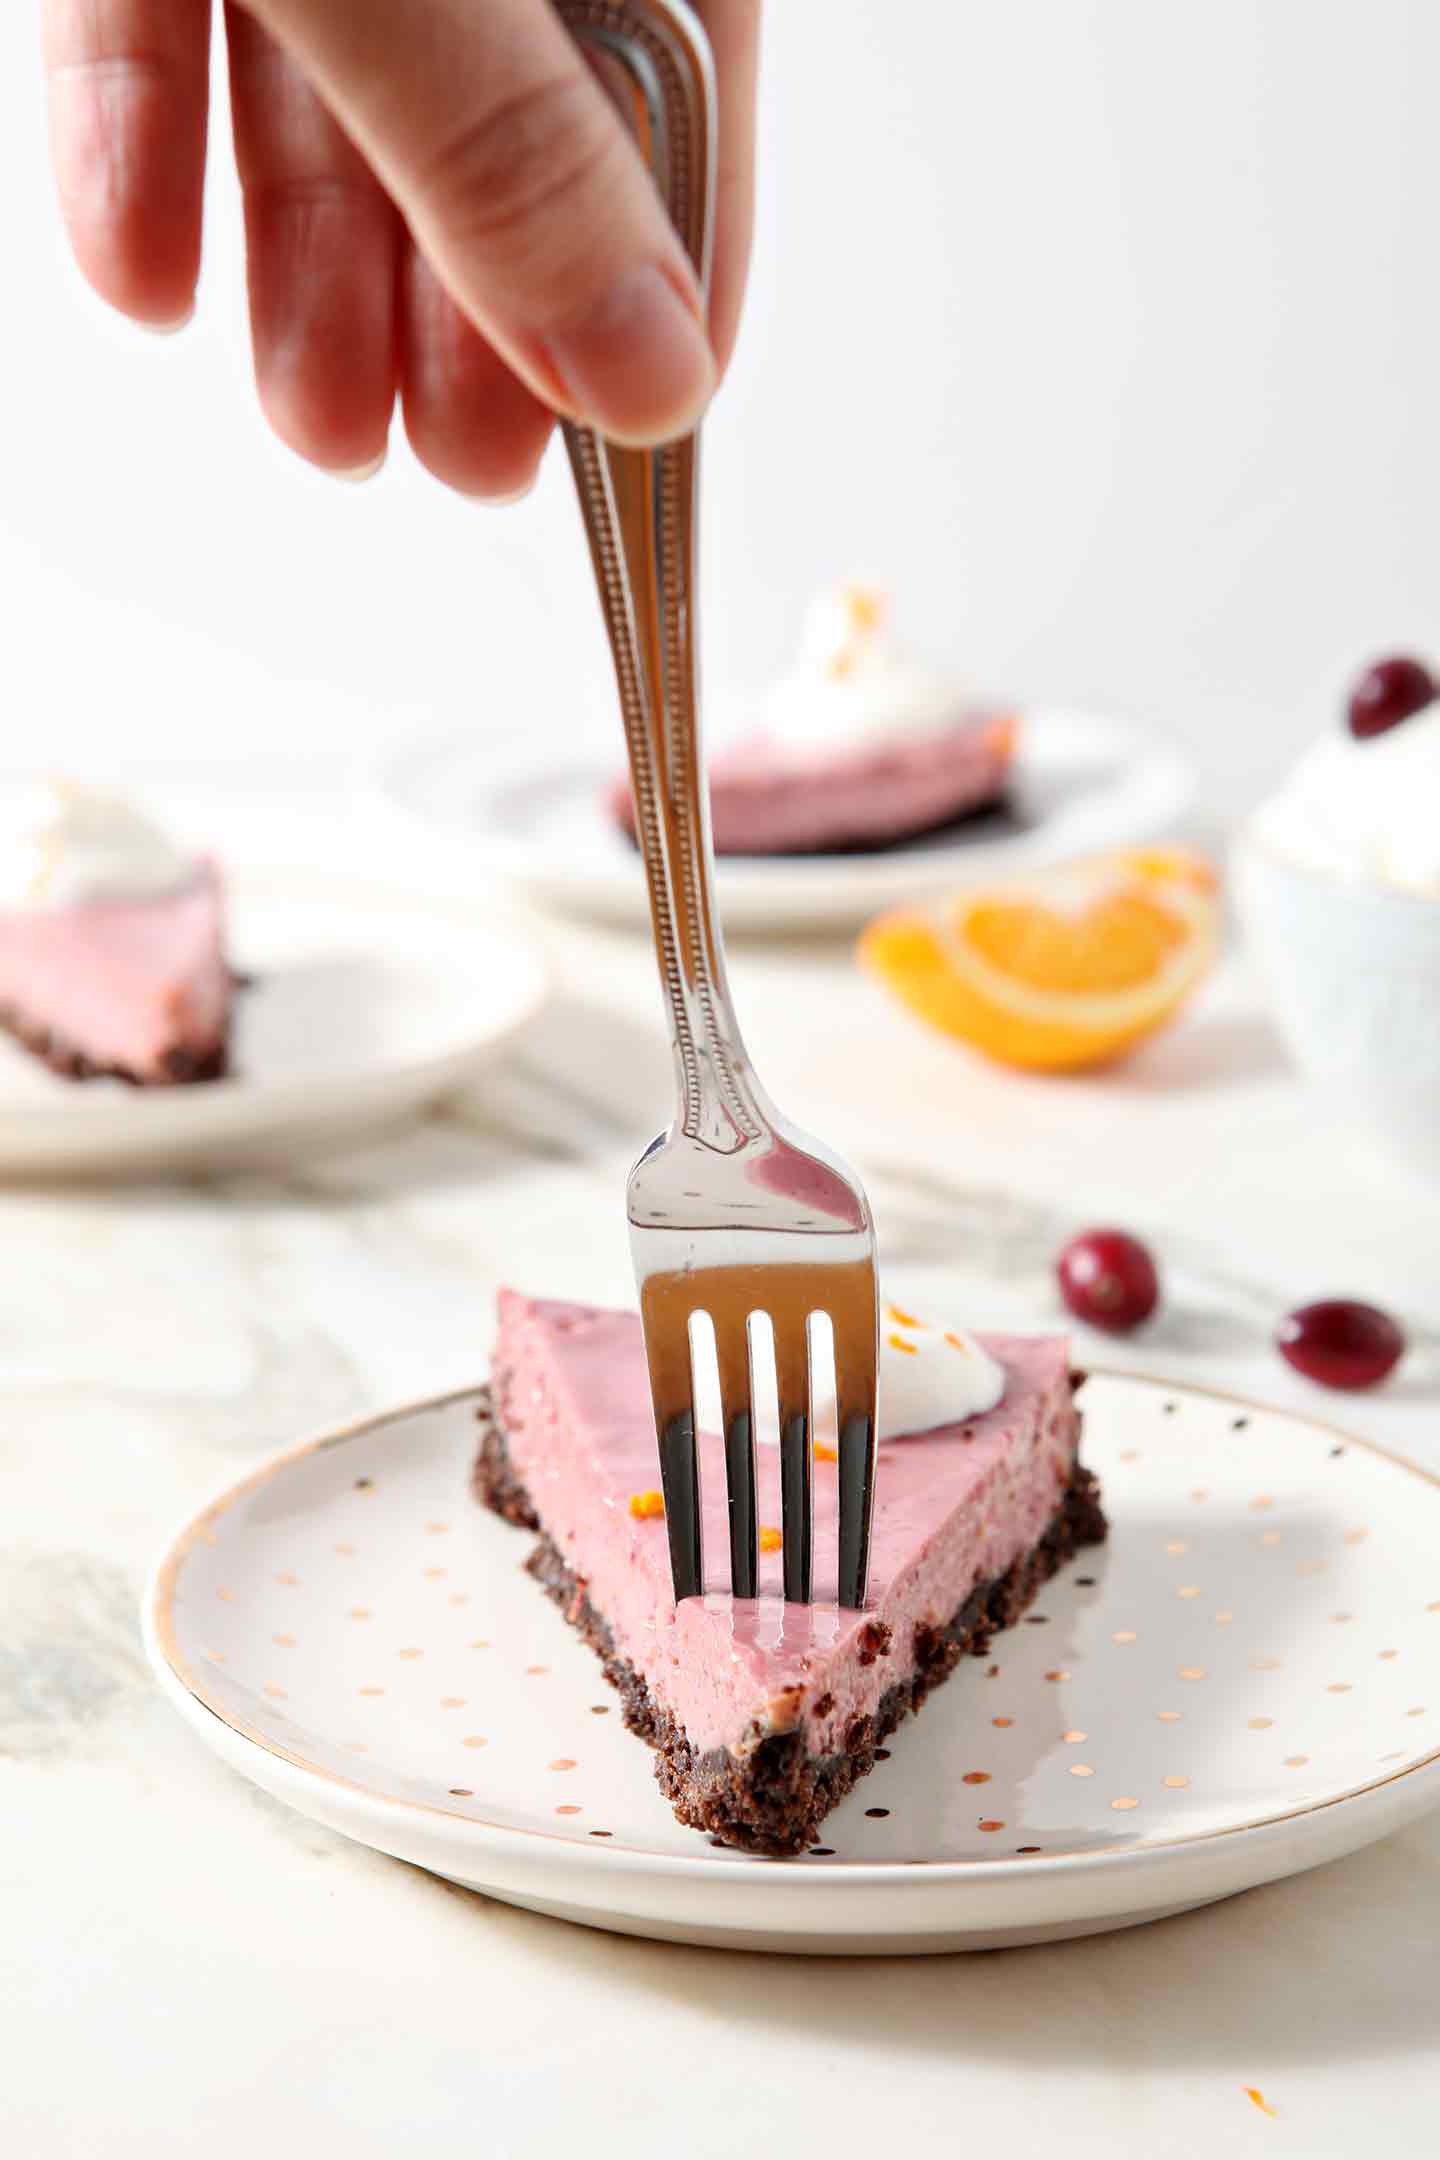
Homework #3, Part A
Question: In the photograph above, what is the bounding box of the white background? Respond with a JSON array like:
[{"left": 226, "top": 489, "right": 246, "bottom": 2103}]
[
  {"left": 6, "top": 14, "right": 1440, "bottom": 2150},
  {"left": 4, "top": 0, "right": 1439, "bottom": 809}
]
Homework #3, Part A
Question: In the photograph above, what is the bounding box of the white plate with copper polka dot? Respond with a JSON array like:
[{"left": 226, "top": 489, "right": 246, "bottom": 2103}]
[{"left": 144, "top": 1373, "right": 1440, "bottom": 1955}]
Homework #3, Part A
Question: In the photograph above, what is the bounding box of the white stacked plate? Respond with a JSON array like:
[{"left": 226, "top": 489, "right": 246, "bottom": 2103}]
[
  {"left": 372, "top": 711, "right": 1194, "bottom": 932},
  {"left": 0, "top": 869, "right": 546, "bottom": 1176}
]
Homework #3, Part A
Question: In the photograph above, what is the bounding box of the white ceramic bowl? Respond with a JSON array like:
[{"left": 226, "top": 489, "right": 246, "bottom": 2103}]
[{"left": 1236, "top": 831, "right": 1440, "bottom": 1179}]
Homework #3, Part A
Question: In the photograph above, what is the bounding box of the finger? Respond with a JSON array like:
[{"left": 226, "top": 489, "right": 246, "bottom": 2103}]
[
  {"left": 42, "top": 0, "right": 211, "bottom": 327},
  {"left": 698, "top": 0, "right": 760, "bottom": 373},
  {"left": 238, "top": 0, "right": 716, "bottom": 446},
  {"left": 225, "top": 4, "right": 400, "bottom": 474},
  {"left": 399, "top": 248, "right": 554, "bottom": 500}
]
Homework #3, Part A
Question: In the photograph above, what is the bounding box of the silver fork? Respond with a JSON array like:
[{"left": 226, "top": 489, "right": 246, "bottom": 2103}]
[{"left": 559, "top": 0, "right": 880, "bottom": 1608}]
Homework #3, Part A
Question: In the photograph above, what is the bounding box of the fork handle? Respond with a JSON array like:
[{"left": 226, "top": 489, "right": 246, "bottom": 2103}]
[{"left": 559, "top": 0, "right": 762, "bottom": 1157}]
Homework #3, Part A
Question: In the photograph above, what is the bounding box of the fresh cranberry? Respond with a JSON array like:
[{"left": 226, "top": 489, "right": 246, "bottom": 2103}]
[
  {"left": 1057, "top": 1230, "right": 1160, "bottom": 1334},
  {"left": 1277, "top": 1300, "right": 1405, "bottom": 1391},
  {"left": 1347, "top": 655, "right": 1437, "bottom": 740}
]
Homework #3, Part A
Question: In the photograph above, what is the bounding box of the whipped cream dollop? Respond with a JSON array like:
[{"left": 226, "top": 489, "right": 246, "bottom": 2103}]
[
  {"left": 733, "top": 1300, "right": 1006, "bottom": 1447},
  {"left": 1252, "top": 705, "right": 1440, "bottom": 895},
  {"left": 0, "top": 779, "right": 195, "bottom": 910},
  {"left": 759, "top": 583, "right": 965, "bottom": 751},
  {"left": 872, "top": 1302, "right": 1006, "bottom": 1439}
]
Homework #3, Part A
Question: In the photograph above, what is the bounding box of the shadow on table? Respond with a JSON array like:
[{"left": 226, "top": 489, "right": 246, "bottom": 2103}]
[
  {"left": 428, "top": 1812, "right": 1440, "bottom": 2073},
  {"left": 1116, "top": 1009, "right": 1292, "bottom": 1095},
  {"left": 449, "top": 989, "right": 669, "bottom": 1158},
  {"left": 0, "top": 985, "right": 666, "bottom": 1197}
]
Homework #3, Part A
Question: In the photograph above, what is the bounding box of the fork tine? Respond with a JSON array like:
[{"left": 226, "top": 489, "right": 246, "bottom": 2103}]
[
  {"left": 657, "top": 1404, "right": 702, "bottom": 1602},
  {"left": 660, "top": 1408, "right": 703, "bottom": 1598},
  {"left": 639, "top": 1301, "right": 703, "bottom": 1601},
  {"left": 714, "top": 1312, "right": 758, "bottom": 1599},
  {"left": 773, "top": 1313, "right": 813, "bottom": 1603},
  {"left": 834, "top": 1297, "right": 880, "bottom": 1609}
]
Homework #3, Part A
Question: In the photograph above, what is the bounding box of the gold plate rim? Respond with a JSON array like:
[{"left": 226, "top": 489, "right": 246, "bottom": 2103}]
[{"left": 146, "top": 1369, "right": 1440, "bottom": 1879}]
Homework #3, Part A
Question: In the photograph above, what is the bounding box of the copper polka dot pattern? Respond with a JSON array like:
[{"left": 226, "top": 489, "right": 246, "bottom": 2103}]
[{"left": 145, "top": 1370, "right": 1440, "bottom": 1949}]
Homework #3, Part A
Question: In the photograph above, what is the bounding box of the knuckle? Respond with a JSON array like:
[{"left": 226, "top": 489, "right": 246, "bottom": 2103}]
[
  {"left": 423, "top": 73, "right": 619, "bottom": 266},
  {"left": 45, "top": 47, "right": 200, "bottom": 102},
  {"left": 247, "top": 172, "right": 373, "bottom": 228}
]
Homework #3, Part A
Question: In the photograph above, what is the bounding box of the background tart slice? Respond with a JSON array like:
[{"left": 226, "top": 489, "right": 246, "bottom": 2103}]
[
  {"left": 476, "top": 1290, "right": 1105, "bottom": 1856},
  {"left": 606, "top": 582, "right": 1018, "bottom": 857},
  {"left": 608, "top": 708, "right": 1016, "bottom": 857},
  {"left": 0, "top": 861, "right": 232, "bottom": 1084}
]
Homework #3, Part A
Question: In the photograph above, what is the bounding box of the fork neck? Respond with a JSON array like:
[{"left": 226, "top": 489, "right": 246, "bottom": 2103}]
[
  {"left": 566, "top": 423, "right": 765, "bottom": 1156},
  {"left": 558, "top": 0, "right": 760, "bottom": 1155}
]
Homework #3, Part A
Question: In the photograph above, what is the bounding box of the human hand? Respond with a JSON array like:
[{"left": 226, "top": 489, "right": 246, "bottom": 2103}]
[{"left": 43, "top": 0, "right": 758, "bottom": 492}]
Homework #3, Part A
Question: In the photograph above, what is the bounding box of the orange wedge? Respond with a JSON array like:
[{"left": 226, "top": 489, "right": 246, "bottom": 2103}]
[{"left": 860, "top": 848, "right": 1219, "bottom": 1072}]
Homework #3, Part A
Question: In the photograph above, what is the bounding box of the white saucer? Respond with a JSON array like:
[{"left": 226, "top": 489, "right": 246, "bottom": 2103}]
[
  {"left": 144, "top": 1371, "right": 1440, "bottom": 1954},
  {"left": 370, "top": 711, "right": 1194, "bottom": 932},
  {"left": 0, "top": 870, "right": 546, "bottom": 1177}
]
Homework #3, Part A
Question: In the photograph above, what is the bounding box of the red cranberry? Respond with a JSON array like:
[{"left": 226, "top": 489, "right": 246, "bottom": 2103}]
[
  {"left": 1277, "top": 1300, "right": 1405, "bottom": 1391},
  {"left": 1057, "top": 1230, "right": 1159, "bottom": 1334},
  {"left": 1347, "top": 655, "right": 1437, "bottom": 740}
]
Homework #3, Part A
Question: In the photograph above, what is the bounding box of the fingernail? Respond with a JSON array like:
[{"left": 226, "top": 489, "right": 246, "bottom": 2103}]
[
  {"left": 140, "top": 304, "right": 195, "bottom": 338},
  {"left": 333, "top": 452, "right": 386, "bottom": 483},
  {"left": 477, "top": 479, "right": 537, "bottom": 508},
  {"left": 541, "top": 262, "right": 715, "bottom": 445}
]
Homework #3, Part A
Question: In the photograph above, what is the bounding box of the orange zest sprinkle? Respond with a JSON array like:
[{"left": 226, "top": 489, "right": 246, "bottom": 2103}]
[
  {"left": 813, "top": 1442, "right": 838, "bottom": 1463},
  {"left": 847, "top": 585, "right": 885, "bottom": 635},
  {"left": 1123, "top": 844, "right": 1220, "bottom": 894},
  {"left": 629, "top": 1490, "right": 665, "bottom": 1520},
  {"left": 888, "top": 1332, "right": 919, "bottom": 1355},
  {"left": 759, "top": 1526, "right": 783, "bottom": 1553},
  {"left": 1244, "top": 2088, "right": 1278, "bottom": 2119},
  {"left": 886, "top": 1303, "right": 921, "bottom": 1328},
  {"left": 984, "top": 713, "right": 1019, "bottom": 760}
]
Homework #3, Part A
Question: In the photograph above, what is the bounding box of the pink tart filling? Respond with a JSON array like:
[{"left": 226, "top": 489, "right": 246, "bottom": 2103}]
[
  {"left": 491, "top": 1289, "right": 1082, "bottom": 1760},
  {"left": 608, "top": 712, "right": 1016, "bottom": 857},
  {"left": 0, "top": 860, "right": 230, "bottom": 1081}
]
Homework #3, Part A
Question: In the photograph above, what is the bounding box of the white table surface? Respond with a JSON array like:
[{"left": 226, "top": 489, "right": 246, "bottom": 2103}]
[{"left": 5, "top": 808, "right": 1438, "bottom": 2158}]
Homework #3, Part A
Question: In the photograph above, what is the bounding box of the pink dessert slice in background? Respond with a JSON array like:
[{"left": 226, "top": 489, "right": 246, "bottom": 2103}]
[
  {"left": 475, "top": 1289, "right": 1105, "bottom": 1854},
  {"left": 609, "top": 709, "right": 1018, "bottom": 856},
  {"left": 0, "top": 860, "right": 232, "bottom": 1084},
  {"left": 606, "top": 583, "right": 1019, "bottom": 856}
]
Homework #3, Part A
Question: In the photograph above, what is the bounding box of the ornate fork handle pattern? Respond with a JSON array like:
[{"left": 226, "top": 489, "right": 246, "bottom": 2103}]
[
  {"left": 559, "top": 0, "right": 762, "bottom": 1156},
  {"left": 559, "top": 1, "right": 882, "bottom": 1610}
]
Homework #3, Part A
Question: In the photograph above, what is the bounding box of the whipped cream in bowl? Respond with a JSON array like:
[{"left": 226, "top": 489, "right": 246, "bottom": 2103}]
[
  {"left": 1250, "top": 703, "right": 1440, "bottom": 896},
  {"left": 0, "top": 779, "right": 196, "bottom": 911},
  {"left": 1238, "top": 667, "right": 1440, "bottom": 1179}
]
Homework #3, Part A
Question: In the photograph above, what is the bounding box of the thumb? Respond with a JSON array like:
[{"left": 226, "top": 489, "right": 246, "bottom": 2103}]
[{"left": 238, "top": 0, "right": 716, "bottom": 445}]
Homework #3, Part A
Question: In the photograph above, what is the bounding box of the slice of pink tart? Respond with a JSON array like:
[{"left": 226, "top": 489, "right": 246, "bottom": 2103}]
[
  {"left": 606, "top": 583, "right": 1018, "bottom": 857},
  {"left": 0, "top": 782, "right": 233, "bottom": 1084},
  {"left": 607, "top": 709, "right": 1016, "bottom": 857},
  {"left": 476, "top": 1289, "right": 1105, "bottom": 1856}
]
